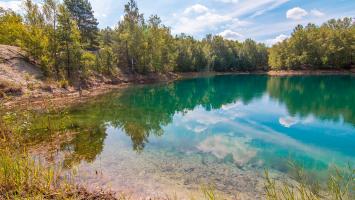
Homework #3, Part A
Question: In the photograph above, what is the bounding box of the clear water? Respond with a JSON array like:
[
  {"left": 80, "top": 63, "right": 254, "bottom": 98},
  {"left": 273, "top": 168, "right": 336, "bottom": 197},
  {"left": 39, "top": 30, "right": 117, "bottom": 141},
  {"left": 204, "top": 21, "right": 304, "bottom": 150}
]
[{"left": 29, "top": 75, "right": 355, "bottom": 198}]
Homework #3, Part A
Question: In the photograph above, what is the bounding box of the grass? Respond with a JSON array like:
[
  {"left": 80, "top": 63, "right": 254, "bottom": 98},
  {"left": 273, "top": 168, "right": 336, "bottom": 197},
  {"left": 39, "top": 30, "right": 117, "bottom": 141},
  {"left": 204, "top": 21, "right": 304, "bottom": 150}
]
[
  {"left": 264, "top": 162, "right": 355, "bottom": 200},
  {"left": 0, "top": 148, "right": 119, "bottom": 199},
  {"left": 0, "top": 79, "right": 23, "bottom": 98},
  {"left": 0, "top": 110, "right": 117, "bottom": 200}
]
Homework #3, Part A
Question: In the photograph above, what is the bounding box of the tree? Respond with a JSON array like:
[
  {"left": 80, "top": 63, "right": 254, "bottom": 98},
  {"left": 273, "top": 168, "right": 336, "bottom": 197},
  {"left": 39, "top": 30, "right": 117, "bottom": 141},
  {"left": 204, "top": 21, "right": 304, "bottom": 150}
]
[
  {"left": 0, "top": 7, "right": 26, "bottom": 46},
  {"left": 22, "top": 0, "right": 51, "bottom": 75},
  {"left": 96, "top": 27, "right": 116, "bottom": 74},
  {"left": 64, "top": 0, "right": 99, "bottom": 50},
  {"left": 43, "top": 0, "right": 60, "bottom": 79},
  {"left": 268, "top": 17, "right": 354, "bottom": 70},
  {"left": 113, "top": 0, "right": 146, "bottom": 73},
  {"left": 57, "top": 4, "right": 82, "bottom": 79}
]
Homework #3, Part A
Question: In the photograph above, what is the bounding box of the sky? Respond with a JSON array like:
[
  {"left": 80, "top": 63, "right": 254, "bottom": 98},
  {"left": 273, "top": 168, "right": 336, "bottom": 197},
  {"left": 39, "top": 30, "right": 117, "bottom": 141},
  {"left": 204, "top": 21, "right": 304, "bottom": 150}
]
[{"left": 1, "top": 0, "right": 354, "bottom": 46}]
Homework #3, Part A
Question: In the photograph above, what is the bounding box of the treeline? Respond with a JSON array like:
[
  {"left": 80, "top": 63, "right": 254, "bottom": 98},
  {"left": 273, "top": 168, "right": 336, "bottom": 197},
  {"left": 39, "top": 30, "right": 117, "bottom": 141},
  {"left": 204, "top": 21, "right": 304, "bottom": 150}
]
[
  {"left": 0, "top": 0, "right": 354, "bottom": 84},
  {"left": 0, "top": 0, "right": 267, "bottom": 82},
  {"left": 269, "top": 18, "right": 354, "bottom": 70},
  {"left": 111, "top": 0, "right": 268, "bottom": 73}
]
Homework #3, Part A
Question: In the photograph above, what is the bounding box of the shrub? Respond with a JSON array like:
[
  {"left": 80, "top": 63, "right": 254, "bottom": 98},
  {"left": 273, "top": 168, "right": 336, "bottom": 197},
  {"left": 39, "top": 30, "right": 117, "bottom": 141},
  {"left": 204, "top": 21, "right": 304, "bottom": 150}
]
[{"left": 59, "top": 79, "right": 69, "bottom": 89}]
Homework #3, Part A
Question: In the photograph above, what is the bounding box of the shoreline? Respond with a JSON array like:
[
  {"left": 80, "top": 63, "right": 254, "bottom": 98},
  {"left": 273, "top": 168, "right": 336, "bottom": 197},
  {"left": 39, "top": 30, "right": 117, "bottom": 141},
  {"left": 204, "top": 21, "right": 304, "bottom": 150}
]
[
  {"left": 267, "top": 69, "right": 355, "bottom": 76},
  {"left": 2, "top": 69, "right": 354, "bottom": 110}
]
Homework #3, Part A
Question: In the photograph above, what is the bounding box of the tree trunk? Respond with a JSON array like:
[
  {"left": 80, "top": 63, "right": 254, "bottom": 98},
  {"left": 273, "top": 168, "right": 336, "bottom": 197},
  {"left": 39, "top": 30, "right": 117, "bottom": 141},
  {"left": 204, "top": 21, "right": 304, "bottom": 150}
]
[{"left": 66, "top": 42, "right": 70, "bottom": 79}]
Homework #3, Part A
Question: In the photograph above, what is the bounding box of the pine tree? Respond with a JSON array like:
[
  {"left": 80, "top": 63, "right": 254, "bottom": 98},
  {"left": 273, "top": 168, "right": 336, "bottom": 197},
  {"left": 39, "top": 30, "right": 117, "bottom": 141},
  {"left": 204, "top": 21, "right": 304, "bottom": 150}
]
[{"left": 64, "top": 0, "right": 99, "bottom": 50}]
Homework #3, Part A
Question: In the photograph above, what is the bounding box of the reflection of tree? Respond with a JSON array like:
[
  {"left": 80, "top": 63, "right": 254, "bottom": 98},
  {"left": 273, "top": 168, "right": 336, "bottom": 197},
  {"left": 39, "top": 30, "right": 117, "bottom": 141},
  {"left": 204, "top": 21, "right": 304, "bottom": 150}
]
[
  {"left": 267, "top": 76, "right": 355, "bottom": 125},
  {"left": 60, "top": 125, "right": 107, "bottom": 167},
  {"left": 25, "top": 111, "right": 108, "bottom": 167},
  {"left": 66, "top": 75, "right": 268, "bottom": 152},
  {"left": 27, "top": 75, "right": 355, "bottom": 166}
]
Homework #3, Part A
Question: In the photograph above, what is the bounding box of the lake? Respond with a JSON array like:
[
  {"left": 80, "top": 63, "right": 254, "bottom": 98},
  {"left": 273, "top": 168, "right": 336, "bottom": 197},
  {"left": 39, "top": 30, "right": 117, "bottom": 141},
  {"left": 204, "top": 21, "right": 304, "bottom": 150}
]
[{"left": 28, "top": 75, "right": 355, "bottom": 199}]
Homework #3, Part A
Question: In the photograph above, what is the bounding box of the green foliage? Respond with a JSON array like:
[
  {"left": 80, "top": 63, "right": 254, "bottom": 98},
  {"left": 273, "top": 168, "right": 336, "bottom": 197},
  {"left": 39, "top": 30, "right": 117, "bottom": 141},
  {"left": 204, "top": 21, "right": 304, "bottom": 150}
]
[
  {"left": 0, "top": 8, "right": 26, "bottom": 46},
  {"left": 64, "top": 0, "right": 99, "bottom": 50},
  {"left": 43, "top": 0, "right": 60, "bottom": 79},
  {"left": 112, "top": 1, "right": 268, "bottom": 74},
  {"left": 269, "top": 18, "right": 355, "bottom": 69},
  {"left": 96, "top": 46, "right": 116, "bottom": 75},
  {"left": 57, "top": 4, "right": 83, "bottom": 79},
  {"left": 80, "top": 51, "right": 96, "bottom": 76}
]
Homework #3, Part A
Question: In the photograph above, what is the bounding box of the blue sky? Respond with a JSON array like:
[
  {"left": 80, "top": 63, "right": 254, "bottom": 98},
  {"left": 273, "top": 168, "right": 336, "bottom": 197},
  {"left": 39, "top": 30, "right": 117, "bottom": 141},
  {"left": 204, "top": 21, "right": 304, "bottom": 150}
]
[{"left": 1, "top": 0, "right": 354, "bottom": 45}]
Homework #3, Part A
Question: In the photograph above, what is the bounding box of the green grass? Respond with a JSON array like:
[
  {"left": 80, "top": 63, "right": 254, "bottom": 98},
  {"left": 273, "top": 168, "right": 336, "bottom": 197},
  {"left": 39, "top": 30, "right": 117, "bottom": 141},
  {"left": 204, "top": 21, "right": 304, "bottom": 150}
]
[
  {"left": 264, "top": 162, "right": 354, "bottom": 200},
  {"left": 0, "top": 111, "right": 116, "bottom": 200},
  {"left": 0, "top": 148, "right": 120, "bottom": 199}
]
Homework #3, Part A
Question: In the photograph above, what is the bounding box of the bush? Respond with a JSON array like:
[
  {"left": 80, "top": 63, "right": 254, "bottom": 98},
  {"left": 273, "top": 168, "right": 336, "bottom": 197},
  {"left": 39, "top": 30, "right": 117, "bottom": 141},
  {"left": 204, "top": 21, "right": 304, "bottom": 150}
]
[{"left": 59, "top": 79, "right": 69, "bottom": 89}]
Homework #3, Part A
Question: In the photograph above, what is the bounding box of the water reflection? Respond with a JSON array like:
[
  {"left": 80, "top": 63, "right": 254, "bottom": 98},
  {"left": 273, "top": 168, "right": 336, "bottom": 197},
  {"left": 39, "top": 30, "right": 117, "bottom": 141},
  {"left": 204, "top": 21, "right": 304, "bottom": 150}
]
[
  {"left": 267, "top": 76, "right": 355, "bottom": 125},
  {"left": 28, "top": 75, "right": 355, "bottom": 170}
]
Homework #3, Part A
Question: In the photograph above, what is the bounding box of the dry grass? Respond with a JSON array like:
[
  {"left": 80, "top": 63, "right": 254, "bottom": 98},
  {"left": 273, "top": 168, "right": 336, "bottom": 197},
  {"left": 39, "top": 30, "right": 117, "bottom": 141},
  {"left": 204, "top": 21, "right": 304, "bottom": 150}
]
[{"left": 0, "top": 79, "right": 22, "bottom": 98}]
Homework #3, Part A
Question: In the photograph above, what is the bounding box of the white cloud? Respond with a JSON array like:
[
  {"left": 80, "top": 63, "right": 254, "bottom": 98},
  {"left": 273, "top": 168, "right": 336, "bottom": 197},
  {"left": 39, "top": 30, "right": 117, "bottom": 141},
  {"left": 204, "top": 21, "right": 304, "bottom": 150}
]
[
  {"left": 227, "top": 18, "right": 252, "bottom": 29},
  {"left": 310, "top": 9, "right": 325, "bottom": 17},
  {"left": 171, "top": 0, "right": 290, "bottom": 36},
  {"left": 183, "top": 4, "right": 209, "bottom": 15},
  {"left": 265, "top": 34, "right": 289, "bottom": 46},
  {"left": 173, "top": 5, "right": 233, "bottom": 35},
  {"left": 251, "top": 0, "right": 289, "bottom": 18},
  {"left": 233, "top": 0, "right": 290, "bottom": 18},
  {"left": 215, "top": 0, "right": 239, "bottom": 3},
  {"left": 218, "top": 29, "right": 244, "bottom": 40},
  {"left": 286, "top": 7, "right": 308, "bottom": 20},
  {"left": 0, "top": 0, "right": 22, "bottom": 13}
]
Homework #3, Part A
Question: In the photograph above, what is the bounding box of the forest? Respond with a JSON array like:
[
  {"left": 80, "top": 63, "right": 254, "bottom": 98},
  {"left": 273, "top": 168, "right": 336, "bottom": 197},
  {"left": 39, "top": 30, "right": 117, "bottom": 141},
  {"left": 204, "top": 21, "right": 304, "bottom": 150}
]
[
  {"left": 269, "top": 18, "right": 354, "bottom": 70},
  {"left": 0, "top": 0, "right": 354, "bottom": 84}
]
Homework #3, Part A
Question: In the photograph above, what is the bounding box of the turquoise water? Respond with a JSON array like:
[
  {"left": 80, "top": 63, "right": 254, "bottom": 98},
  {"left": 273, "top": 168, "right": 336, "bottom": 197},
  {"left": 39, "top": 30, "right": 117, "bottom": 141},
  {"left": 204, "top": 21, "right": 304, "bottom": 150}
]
[{"left": 31, "top": 75, "right": 355, "bottom": 198}]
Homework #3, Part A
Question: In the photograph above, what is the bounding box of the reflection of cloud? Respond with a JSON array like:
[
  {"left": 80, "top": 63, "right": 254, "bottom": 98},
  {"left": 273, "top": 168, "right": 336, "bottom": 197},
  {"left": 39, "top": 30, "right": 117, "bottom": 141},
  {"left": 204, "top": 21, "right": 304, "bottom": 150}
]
[
  {"left": 186, "top": 125, "right": 208, "bottom": 133},
  {"left": 221, "top": 102, "right": 246, "bottom": 119},
  {"left": 177, "top": 104, "right": 352, "bottom": 165},
  {"left": 221, "top": 101, "right": 242, "bottom": 111},
  {"left": 183, "top": 108, "right": 227, "bottom": 125},
  {"left": 302, "top": 116, "right": 315, "bottom": 124},
  {"left": 279, "top": 117, "right": 299, "bottom": 128},
  {"left": 279, "top": 115, "right": 316, "bottom": 128},
  {"left": 197, "top": 135, "right": 257, "bottom": 166}
]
